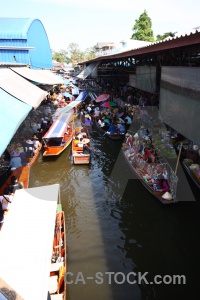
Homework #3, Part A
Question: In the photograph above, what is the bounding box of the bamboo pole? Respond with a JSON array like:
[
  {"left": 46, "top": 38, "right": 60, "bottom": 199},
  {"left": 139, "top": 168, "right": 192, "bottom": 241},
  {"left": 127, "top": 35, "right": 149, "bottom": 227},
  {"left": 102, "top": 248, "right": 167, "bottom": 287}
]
[{"left": 174, "top": 142, "right": 183, "bottom": 175}]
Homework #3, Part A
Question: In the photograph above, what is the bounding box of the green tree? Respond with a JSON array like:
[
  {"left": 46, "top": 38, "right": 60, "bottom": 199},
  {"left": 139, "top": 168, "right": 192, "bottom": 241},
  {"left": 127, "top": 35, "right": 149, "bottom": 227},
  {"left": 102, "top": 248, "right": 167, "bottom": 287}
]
[
  {"left": 67, "top": 43, "right": 97, "bottom": 65},
  {"left": 156, "top": 32, "right": 177, "bottom": 41},
  {"left": 67, "top": 43, "right": 84, "bottom": 66},
  {"left": 52, "top": 49, "right": 69, "bottom": 63},
  {"left": 131, "top": 10, "right": 154, "bottom": 42},
  {"left": 83, "top": 46, "right": 97, "bottom": 61}
]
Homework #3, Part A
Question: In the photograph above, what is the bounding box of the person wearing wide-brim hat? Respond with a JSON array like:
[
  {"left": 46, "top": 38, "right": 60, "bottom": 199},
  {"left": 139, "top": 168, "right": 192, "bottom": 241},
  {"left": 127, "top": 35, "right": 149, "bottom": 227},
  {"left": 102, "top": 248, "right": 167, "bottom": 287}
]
[
  {"left": 26, "top": 139, "right": 34, "bottom": 145},
  {"left": 25, "top": 139, "right": 34, "bottom": 158},
  {"left": 32, "top": 135, "right": 42, "bottom": 152}
]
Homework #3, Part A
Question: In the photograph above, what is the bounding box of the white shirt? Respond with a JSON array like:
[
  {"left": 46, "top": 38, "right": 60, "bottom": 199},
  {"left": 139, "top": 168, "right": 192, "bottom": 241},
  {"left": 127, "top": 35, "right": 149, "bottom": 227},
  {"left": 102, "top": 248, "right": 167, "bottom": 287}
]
[
  {"left": 125, "top": 116, "right": 132, "bottom": 124},
  {"left": 0, "top": 194, "right": 14, "bottom": 210}
]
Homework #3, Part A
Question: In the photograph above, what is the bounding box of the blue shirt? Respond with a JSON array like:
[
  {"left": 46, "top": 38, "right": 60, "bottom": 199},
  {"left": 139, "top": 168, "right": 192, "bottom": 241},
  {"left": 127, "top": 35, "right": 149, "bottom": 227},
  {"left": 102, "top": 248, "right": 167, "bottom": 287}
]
[
  {"left": 118, "top": 123, "right": 126, "bottom": 133},
  {"left": 108, "top": 124, "right": 116, "bottom": 134},
  {"left": 9, "top": 157, "right": 22, "bottom": 169}
]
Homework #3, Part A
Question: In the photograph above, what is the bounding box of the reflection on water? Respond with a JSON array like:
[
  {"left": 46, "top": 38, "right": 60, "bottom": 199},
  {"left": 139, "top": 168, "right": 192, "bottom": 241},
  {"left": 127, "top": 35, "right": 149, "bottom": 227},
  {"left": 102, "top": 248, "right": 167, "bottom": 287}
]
[{"left": 29, "top": 122, "right": 200, "bottom": 300}]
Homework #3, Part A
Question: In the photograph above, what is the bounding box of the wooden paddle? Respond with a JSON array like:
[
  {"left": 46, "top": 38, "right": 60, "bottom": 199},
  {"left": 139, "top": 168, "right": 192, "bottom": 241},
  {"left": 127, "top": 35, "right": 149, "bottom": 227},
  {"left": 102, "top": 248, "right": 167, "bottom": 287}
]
[{"left": 84, "top": 144, "right": 99, "bottom": 156}]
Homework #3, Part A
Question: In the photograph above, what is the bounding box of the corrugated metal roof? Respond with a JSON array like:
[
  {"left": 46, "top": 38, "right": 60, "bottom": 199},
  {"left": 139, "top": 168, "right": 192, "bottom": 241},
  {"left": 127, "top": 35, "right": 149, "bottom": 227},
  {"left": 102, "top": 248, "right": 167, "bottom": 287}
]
[
  {"left": 80, "top": 29, "right": 200, "bottom": 64},
  {"left": 0, "top": 18, "right": 36, "bottom": 39},
  {"left": 0, "top": 18, "right": 52, "bottom": 69}
]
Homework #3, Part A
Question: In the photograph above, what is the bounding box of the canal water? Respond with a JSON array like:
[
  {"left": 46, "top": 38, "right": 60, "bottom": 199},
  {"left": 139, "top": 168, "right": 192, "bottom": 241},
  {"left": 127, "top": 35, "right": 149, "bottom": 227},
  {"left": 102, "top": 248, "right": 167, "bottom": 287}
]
[{"left": 29, "top": 120, "right": 200, "bottom": 300}]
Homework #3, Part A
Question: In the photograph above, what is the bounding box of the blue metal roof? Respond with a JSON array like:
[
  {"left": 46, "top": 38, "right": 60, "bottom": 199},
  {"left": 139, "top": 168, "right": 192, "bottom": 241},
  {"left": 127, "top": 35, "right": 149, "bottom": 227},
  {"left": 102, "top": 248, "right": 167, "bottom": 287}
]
[
  {"left": 0, "top": 18, "right": 52, "bottom": 69},
  {"left": 0, "top": 18, "right": 35, "bottom": 39}
]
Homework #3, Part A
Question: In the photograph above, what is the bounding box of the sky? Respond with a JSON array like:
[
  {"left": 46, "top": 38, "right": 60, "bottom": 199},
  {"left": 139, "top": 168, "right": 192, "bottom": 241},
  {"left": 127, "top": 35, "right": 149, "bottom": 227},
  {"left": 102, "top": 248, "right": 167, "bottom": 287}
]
[{"left": 1, "top": 0, "right": 200, "bottom": 52}]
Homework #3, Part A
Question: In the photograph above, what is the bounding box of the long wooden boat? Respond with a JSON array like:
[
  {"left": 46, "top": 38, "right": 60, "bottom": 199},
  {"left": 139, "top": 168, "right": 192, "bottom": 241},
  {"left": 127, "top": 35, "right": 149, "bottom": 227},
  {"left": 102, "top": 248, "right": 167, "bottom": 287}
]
[
  {"left": 182, "top": 159, "right": 200, "bottom": 189},
  {"left": 72, "top": 126, "right": 91, "bottom": 164},
  {"left": 0, "top": 184, "right": 64, "bottom": 299},
  {"left": 122, "top": 136, "right": 178, "bottom": 204},
  {"left": 0, "top": 148, "right": 40, "bottom": 195},
  {"left": 42, "top": 110, "right": 74, "bottom": 157},
  {"left": 49, "top": 208, "right": 66, "bottom": 300},
  {"left": 95, "top": 120, "right": 124, "bottom": 140}
]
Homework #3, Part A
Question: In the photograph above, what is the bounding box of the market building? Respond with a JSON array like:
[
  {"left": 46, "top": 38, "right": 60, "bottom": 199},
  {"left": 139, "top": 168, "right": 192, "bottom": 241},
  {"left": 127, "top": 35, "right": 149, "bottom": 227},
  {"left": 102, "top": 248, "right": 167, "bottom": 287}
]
[
  {"left": 0, "top": 18, "right": 63, "bottom": 156},
  {"left": 0, "top": 18, "right": 52, "bottom": 69},
  {"left": 78, "top": 30, "right": 200, "bottom": 146}
]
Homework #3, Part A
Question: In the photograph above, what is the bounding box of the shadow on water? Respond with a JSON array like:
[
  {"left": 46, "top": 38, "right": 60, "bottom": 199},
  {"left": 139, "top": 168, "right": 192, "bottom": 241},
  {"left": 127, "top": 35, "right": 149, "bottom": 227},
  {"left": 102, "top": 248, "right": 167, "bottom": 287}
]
[
  {"left": 88, "top": 125, "right": 200, "bottom": 300},
  {"left": 29, "top": 121, "right": 200, "bottom": 300}
]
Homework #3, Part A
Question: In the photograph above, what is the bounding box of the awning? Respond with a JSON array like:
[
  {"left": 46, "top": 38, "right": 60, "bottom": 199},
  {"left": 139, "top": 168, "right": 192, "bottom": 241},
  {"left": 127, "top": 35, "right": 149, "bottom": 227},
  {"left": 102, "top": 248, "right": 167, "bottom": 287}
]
[
  {"left": 77, "top": 61, "right": 101, "bottom": 79},
  {"left": 0, "top": 68, "right": 48, "bottom": 108},
  {"left": 75, "top": 91, "right": 88, "bottom": 101},
  {"left": 89, "top": 92, "right": 98, "bottom": 100},
  {"left": 0, "top": 184, "right": 60, "bottom": 300},
  {"left": 71, "top": 85, "right": 79, "bottom": 95},
  {"left": 43, "top": 110, "right": 73, "bottom": 139},
  {"left": 64, "top": 79, "right": 70, "bottom": 86},
  {"left": 62, "top": 91, "right": 73, "bottom": 99},
  {"left": 10, "top": 67, "right": 64, "bottom": 85},
  {"left": 53, "top": 101, "right": 83, "bottom": 118},
  {"left": 52, "top": 91, "right": 88, "bottom": 117},
  {"left": 0, "top": 88, "right": 32, "bottom": 155}
]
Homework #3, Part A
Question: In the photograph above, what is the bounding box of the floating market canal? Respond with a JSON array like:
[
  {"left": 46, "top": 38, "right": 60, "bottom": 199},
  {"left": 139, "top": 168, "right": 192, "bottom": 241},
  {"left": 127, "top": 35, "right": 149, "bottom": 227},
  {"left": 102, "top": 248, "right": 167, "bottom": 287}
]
[{"left": 29, "top": 121, "right": 200, "bottom": 300}]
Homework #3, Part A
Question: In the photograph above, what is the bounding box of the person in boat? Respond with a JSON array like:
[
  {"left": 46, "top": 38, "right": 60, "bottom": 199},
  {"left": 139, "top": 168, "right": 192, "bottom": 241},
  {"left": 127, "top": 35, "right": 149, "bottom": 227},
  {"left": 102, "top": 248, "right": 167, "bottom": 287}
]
[
  {"left": 84, "top": 117, "right": 93, "bottom": 127},
  {"left": 107, "top": 123, "right": 117, "bottom": 135},
  {"left": 98, "top": 118, "right": 105, "bottom": 127},
  {"left": 32, "top": 135, "right": 42, "bottom": 153},
  {"left": 8, "top": 150, "right": 22, "bottom": 170},
  {"left": 142, "top": 147, "right": 155, "bottom": 164},
  {"left": 77, "top": 129, "right": 87, "bottom": 139},
  {"left": 0, "top": 207, "right": 4, "bottom": 230},
  {"left": 124, "top": 114, "right": 132, "bottom": 130},
  {"left": 65, "top": 125, "right": 71, "bottom": 135},
  {"left": 153, "top": 175, "right": 169, "bottom": 192},
  {"left": 94, "top": 108, "right": 101, "bottom": 120},
  {"left": 24, "top": 139, "right": 34, "bottom": 158},
  {"left": 111, "top": 111, "right": 117, "bottom": 123},
  {"left": 6, "top": 175, "right": 24, "bottom": 194},
  {"left": 117, "top": 123, "right": 126, "bottom": 134},
  {"left": 83, "top": 144, "right": 91, "bottom": 154},
  {"left": 0, "top": 192, "right": 14, "bottom": 211},
  {"left": 73, "top": 137, "right": 83, "bottom": 147}
]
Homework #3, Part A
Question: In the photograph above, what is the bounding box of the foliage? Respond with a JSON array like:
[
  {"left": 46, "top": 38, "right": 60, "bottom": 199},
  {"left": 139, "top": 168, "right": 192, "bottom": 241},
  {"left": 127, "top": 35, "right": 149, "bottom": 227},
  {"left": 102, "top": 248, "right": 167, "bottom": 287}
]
[
  {"left": 83, "top": 46, "right": 97, "bottom": 61},
  {"left": 131, "top": 10, "right": 154, "bottom": 42},
  {"left": 52, "top": 49, "right": 69, "bottom": 63},
  {"left": 52, "top": 43, "right": 97, "bottom": 66},
  {"left": 156, "top": 32, "right": 177, "bottom": 41}
]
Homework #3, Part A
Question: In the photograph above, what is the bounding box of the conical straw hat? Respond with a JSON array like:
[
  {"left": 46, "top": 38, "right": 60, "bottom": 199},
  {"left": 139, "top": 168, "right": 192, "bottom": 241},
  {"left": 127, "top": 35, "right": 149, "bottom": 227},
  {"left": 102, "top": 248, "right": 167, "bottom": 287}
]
[{"left": 162, "top": 191, "right": 173, "bottom": 200}]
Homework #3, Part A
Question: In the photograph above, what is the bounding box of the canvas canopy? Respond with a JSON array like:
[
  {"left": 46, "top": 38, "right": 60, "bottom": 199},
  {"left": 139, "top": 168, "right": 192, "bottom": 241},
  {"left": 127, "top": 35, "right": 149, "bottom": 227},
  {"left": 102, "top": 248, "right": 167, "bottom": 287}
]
[
  {"left": 43, "top": 110, "right": 73, "bottom": 139},
  {"left": 0, "top": 88, "right": 32, "bottom": 155},
  {"left": 77, "top": 62, "right": 100, "bottom": 79},
  {"left": 10, "top": 67, "right": 64, "bottom": 85},
  {"left": 62, "top": 91, "right": 73, "bottom": 99},
  {"left": 0, "top": 68, "right": 48, "bottom": 108},
  {"left": 0, "top": 184, "right": 60, "bottom": 300}
]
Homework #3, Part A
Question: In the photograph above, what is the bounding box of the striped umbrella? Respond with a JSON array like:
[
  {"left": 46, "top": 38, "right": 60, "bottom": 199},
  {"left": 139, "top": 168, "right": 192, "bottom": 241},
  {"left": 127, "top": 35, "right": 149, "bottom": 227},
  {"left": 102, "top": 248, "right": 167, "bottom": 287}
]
[{"left": 95, "top": 94, "right": 110, "bottom": 102}]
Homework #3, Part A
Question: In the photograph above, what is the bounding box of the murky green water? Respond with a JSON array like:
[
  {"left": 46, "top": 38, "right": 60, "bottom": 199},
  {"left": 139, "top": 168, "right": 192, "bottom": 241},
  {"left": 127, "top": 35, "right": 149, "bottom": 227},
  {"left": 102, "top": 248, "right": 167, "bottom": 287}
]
[{"left": 29, "top": 120, "right": 200, "bottom": 300}]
